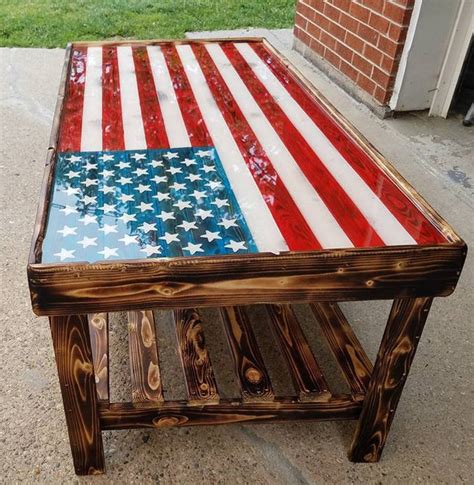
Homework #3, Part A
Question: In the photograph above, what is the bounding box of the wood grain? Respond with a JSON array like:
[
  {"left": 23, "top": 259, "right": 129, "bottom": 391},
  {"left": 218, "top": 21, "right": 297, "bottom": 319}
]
[
  {"left": 87, "top": 313, "right": 109, "bottom": 402},
  {"left": 220, "top": 306, "right": 274, "bottom": 402},
  {"left": 127, "top": 310, "right": 164, "bottom": 405},
  {"left": 49, "top": 314, "right": 104, "bottom": 475},
  {"left": 311, "top": 302, "right": 373, "bottom": 399},
  {"left": 349, "top": 297, "right": 433, "bottom": 462},
  {"left": 266, "top": 304, "right": 330, "bottom": 401},
  {"left": 99, "top": 397, "right": 360, "bottom": 429},
  {"left": 174, "top": 309, "right": 220, "bottom": 405}
]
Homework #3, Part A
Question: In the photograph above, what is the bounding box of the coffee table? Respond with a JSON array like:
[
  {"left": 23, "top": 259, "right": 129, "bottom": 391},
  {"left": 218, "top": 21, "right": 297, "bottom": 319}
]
[{"left": 27, "top": 38, "right": 466, "bottom": 475}]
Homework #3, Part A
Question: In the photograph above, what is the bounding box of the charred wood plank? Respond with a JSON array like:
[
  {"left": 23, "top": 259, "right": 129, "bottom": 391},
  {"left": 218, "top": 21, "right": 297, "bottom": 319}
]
[{"left": 87, "top": 313, "right": 109, "bottom": 402}]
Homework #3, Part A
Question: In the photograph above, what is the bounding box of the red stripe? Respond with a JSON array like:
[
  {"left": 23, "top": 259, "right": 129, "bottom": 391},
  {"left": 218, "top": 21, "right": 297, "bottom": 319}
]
[
  {"left": 251, "top": 42, "right": 447, "bottom": 245},
  {"left": 222, "top": 43, "right": 384, "bottom": 248},
  {"left": 161, "top": 44, "right": 213, "bottom": 147},
  {"left": 132, "top": 46, "right": 169, "bottom": 149},
  {"left": 102, "top": 46, "right": 125, "bottom": 151},
  {"left": 58, "top": 47, "right": 87, "bottom": 152},
  {"left": 192, "top": 44, "right": 321, "bottom": 251}
]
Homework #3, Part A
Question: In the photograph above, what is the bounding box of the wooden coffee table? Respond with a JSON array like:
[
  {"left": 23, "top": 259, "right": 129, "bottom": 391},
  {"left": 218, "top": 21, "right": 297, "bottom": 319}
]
[{"left": 27, "top": 38, "right": 466, "bottom": 475}]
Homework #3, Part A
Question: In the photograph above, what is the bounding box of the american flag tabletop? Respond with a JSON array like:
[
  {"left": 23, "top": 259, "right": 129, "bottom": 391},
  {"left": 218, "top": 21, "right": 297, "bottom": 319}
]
[{"left": 41, "top": 39, "right": 449, "bottom": 263}]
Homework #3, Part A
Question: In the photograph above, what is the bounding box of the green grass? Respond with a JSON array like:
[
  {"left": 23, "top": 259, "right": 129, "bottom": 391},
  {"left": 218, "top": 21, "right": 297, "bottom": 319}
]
[{"left": 0, "top": 0, "right": 296, "bottom": 48}]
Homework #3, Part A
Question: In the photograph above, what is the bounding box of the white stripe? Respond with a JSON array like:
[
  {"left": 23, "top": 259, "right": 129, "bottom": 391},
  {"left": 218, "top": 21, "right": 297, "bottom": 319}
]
[
  {"left": 237, "top": 42, "right": 417, "bottom": 246},
  {"left": 116, "top": 46, "right": 147, "bottom": 149},
  {"left": 206, "top": 44, "right": 353, "bottom": 249},
  {"left": 176, "top": 45, "right": 288, "bottom": 254},
  {"left": 81, "top": 47, "right": 102, "bottom": 151},
  {"left": 147, "top": 46, "right": 191, "bottom": 148}
]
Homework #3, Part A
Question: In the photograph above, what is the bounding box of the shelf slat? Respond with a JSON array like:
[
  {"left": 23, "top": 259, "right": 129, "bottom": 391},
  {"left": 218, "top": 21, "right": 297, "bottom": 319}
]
[
  {"left": 174, "top": 309, "right": 220, "bottom": 405},
  {"left": 87, "top": 313, "right": 109, "bottom": 402},
  {"left": 266, "top": 304, "right": 331, "bottom": 401}
]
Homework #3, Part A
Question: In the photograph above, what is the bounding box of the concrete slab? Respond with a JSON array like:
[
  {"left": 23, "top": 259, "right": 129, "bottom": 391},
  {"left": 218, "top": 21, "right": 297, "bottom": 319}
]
[{"left": 0, "top": 30, "right": 472, "bottom": 483}]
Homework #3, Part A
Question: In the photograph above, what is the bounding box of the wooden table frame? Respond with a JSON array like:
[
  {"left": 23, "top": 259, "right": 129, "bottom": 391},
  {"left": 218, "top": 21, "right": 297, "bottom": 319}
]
[{"left": 27, "top": 38, "right": 467, "bottom": 475}]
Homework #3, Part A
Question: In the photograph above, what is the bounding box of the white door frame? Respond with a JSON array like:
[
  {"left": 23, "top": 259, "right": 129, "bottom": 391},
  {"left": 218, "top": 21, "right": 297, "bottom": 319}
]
[{"left": 429, "top": 0, "right": 474, "bottom": 117}]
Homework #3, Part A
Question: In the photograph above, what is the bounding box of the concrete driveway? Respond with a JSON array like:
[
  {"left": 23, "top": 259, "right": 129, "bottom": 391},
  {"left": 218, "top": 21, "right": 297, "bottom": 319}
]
[{"left": 0, "top": 29, "right": 472, "bottom": 483}]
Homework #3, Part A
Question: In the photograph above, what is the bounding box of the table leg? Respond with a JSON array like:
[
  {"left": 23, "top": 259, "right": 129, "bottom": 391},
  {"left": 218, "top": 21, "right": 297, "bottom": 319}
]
[
  {"left": 349, "top": 297, "right": 433, "bottom": 462},
  {"left": 49, "top": 314, "right": 105, "bottom": 475}
]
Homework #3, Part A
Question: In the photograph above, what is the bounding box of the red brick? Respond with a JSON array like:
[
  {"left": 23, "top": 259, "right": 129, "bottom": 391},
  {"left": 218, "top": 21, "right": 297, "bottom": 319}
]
[
  {"left": 323, "top": 2, "right": 342, "bottom": 22},
  {"left": 372, "top": 65, "right": 393, "bottom": 89},
  {"left": 335, "top": 40, "right": 354, "bottom": 62},
  {"left": 349, "top": 2, "right": 371, "bottom": 23},
  {"left": 295, "top": 13, "right": 308, "bottom": 31},
  {"left": 325, "top": 49, "right": 342, "bottom": 69},
  {"left": 383, "top": 1, "right": 413, "bottom": 25},
  {"left": 357, "top": 22, "right": 379, "bottom": 45},
  {"left": 364, "top": 43, "right": 383, "bottom": 65},
  {"left": 345, "top": 31, "right": 365, "bottom": 53},
  {"left": 360, "top": 0, "right": 386, "bottom": 14},
  {"left": 314, "top": 11, "right": 331, "bottom": 31},
  {"left": 356, "top": 73, "right": 377, "bottom": 94},
  {"left": 309, "top": 37, "right": 326, "bottom": 57},
  {"left": 306, "top": 0, "right": 325, "bottom": 9},
  {"left": 297, "top": 2, "right": 316, "bottom": 22},
  {"left": 294, "top": 26, "right": 312, "bottom": 46},
  {"left": 320, "top": 30, "right": 337, "bottom": 51},
  {"left": 381, "top": 53, "right": 397, "bottom": 73},
  {"left": 328, "top": 19, "right": 346, "bottom": 39},
  {"left": 308, "top": 21, "right": 323, "bottom": 39},
  {"left": 373, "top": 85, "right": 390, "bottom": 104},
  {"left": 339, "top": 11, "right": 359, "bottom": 32},
  {"left": 368, "top": 12, "right": 390, "bottom": 34},
  {"left": 332, "top": 0, "right": 351, "bottom": 10},
  {"left": 378, "top": 34, "right": 402, "bottom": 57},
  {"left": 353, "top": 52, "right": 373, "bottom": 76},
  {"left": 340, "top": 59, "right": 359, "bottom": 82},
  {"left": 391, "top": 0, "right": 415, "bottom": 7}
]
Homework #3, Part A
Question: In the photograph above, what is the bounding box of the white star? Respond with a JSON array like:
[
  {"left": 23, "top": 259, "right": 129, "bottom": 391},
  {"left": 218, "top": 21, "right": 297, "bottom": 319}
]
[
  {"left": 131, "top": 153, "right": 146, "bottom": 161},
  {"left": 65, "top": 170, "right": 80, "bottom": 179},
  {"left": 81, "top": 178, "right": 99, "bottom": 187},
  {"left": 81, "top": 195, "right": 97, "bottom": 205},
  {"left": 177, "top": 220, "right": 198, "bottom": 232},
  {"left": 118, "top": 193, "right": 134, "bottom": 203},
  {"left": 182, "top": 242, "right": 204, "bottom": 255},
  {"left": 118, "top": 176, "right": 132, "bottom": 185},
  {"left": 225, "top": 240, "right": 247, "bottom": 252},
  {"left": 190, "top": 189, "right": 207, "bottom": 200},
  {"left": 98, "top": 246, "right": 119, "bottom": 259},
  {"left": 149, "top": 159, "right": 164, "bottom": 168},
  {"left": 59, "top": 205, "right": 77, "bottom": 216},
  {"left": 137, "top": 202, "right": 153, "bottom": 212},
  {"left": 159, "top": 232, "right": 180, "bottom": 244},
  {"left": 195, "top": 208, "right": 213, "bottom": 220},
  {"left": 212, "top": 198, "right": 229, "bottom": 208},
  {"left": 152, "top": 175, "right": 167, "bottom": 184},
  {"left": 201, "top": 230, "right": 221, "bottom": 242},
  {"left": 101, "top": 203, "right": 116, "bottom": 214},
  {"left": 118, "top": 213, "right": 137, "bottom": 223},
  {"left": 163, "top": 151, "right": 179, "bottom": 160},
  {"left": 119, "top": 234, "right": 139, "bottom": 246},
  {"left": 206, "top": 180, "right": 224, "bottom": 190},
  {"left": 77, "top": 236, "right": 97, "bottom": 248},
  {"left": 181, "top": 158, "right": 197, "bottom": 167},
  {"left": 99, "top": 154, "right": 114, "bottom": 162},
  {"left": 62, "top": 187, "right": 80, "bottom": 196},
  {"left": 140, "top": 244, "right": 161, "bottom": 256},
  {"left": 152, "top": 191, "right": 171, "bottom": 202},
  {"left": 99, "top": 185, "right": 115, "bottom": 195},
  {"left": 200, "top": 165, "right": 216, "bottom": 173},
  {"left": 66, "top": 155, "right": 82, "bottom": 163},
  {"left": 99, "top": 224, "right": 118, "bottom": 235},
  {"left": 57, "top": 225, "right": 77, "bottom": 237},
  {"left": 117, "top": 161, "right": 130, "bottom": 169},
  {"left": 196, "top": 149, "right": 213, "bottom": 157},
  {"left": 185, "top": 173, "right": 202, "bottom": 182},
  {"left": 166, "top": 166, "right": 182, "bottom": 175},
  {"left": 85, "top": 162, "right": 98, "bottom": 171},
  {"left": 79, "top": 214, "right": 97, "bottom": 226},
  {"left": 133, "top": 167, "right": 148, "bottom": 177},
  {"left": 157, "top": 210, "right": 175, "bottom": 221},
  {"left": 99, "top": 168, "right": 114, "bottom": 178},
  {"left": 139, "top": 222, "right": 157, "bottom": 233},
  {"left": 135, "top": 184, "right": 151, "bottom": 193},
  {"left": 173, "top": 200, "right": 192, "bottom": 210},
  {"left": 219, "top": 217, "right": 238, "bottom": 229},
  {"left": 54, "top": 248, "right": 75, "bottom": 261},
  {"left": 170, "top": 182, "right": 186, "bottom": 191}
]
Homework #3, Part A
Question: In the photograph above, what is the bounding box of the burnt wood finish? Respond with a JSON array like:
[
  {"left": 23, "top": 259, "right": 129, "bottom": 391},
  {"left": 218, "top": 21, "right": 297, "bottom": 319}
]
[
  {"left": 87, "top": 313, "right": 109, "bottom": 402},
  {"left": 266, "top": 304, "right": 330, "bottom": 401},
  {"left": 349, "top": 297, "right": 433, "bottom": 462},
  {"left": 174, "top": 309, "right": 220, "bottom": 405},
  {"left": 127, "top": 310, "right": 164, "bottom": 405},
  {"left": 49, "top": 314, "right": 104, "bottom": 475},
  {"left": 220, "top": 306, "right": 274, "bottom": 402},
  {"left": 311, "top": 302, "right": 373, "bottom": 399},
  {"left": 99, "top": 397, "right": 361, "bottom": 430}
]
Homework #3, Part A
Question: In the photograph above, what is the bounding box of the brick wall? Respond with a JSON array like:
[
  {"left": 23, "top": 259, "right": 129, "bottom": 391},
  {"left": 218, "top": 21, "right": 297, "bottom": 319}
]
[{"left": 294, "top": 0, "right": 415, "bottom": 105}]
